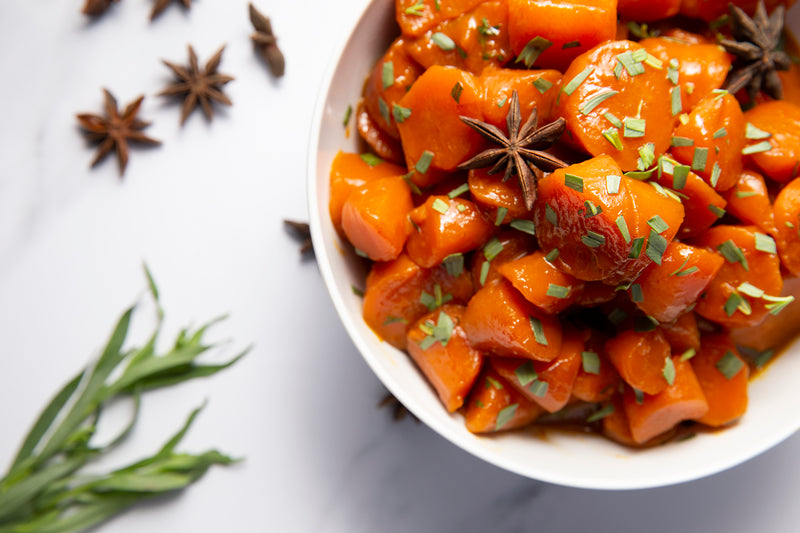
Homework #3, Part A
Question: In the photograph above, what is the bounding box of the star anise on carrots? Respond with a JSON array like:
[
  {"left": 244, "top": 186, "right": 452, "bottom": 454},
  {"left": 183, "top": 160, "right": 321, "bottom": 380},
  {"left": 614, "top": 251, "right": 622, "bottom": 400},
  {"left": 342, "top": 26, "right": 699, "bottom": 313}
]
[
  {"left": 81, "top": 0, "right": 119, "bottom": 17},
  {"left": 159, "top": 45, "right": 235, "bottom": 126},
  {"left": 150, "top": 0, "right": 191, "bottom": 20},
  {"left": 457, "top": 90, "right": 567, "bottom": 209},
  {"left": 76, "top": 89, "right": 161, "bottom": 176},
  {"left": 249, "top": 3, "right": 285, "bottom": 78},
  {"left": 720, "top": 0, "right": 792, "bottom": 101}
]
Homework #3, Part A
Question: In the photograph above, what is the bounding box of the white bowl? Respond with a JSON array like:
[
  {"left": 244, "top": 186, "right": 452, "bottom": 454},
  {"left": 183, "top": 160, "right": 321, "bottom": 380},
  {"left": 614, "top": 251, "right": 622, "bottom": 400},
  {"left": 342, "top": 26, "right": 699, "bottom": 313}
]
[{"left": 308, "top": 0, "right": 800, "bottom": 489}]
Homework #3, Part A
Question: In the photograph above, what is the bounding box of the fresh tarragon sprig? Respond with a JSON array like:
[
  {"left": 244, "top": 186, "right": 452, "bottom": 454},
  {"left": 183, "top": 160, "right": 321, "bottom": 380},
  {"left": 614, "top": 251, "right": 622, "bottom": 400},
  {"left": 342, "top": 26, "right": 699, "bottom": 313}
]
[{"left": 0, "top": 267, "right": 248, "bottom": 533}]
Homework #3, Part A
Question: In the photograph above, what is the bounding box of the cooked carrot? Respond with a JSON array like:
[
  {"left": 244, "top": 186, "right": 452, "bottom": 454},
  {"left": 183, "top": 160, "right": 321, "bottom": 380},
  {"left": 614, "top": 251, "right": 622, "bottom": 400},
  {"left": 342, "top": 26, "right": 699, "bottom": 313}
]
[
  {"left": 490, "top": 328, "right": 582, "bottom": 412},
  {"left": 363, "top": 253, "right": 474, "bottom": 349},
  {"left": 606, "top": 328, "right": 672, "bottom": 395},
  {"left": 341, "top": 176, "right": 413, "bottom": 261},
  {"left": 406, "top": 304, "right": 483, "bottom": 412},
  {"left": 671, "top": 93, "right": 746, "bottom": 192},
  {"left": 680, "top": 0, "right": 793, "bottom": 23},
  {"left": 602, "top": 395, "right": 637, "bottom": 446},
  {"left": 533, "top": 155, "right": 685, "bottom": 283},
  {"left": 660, "top": 312, "right": 701, "bottom": 354},
  {"left": 470, "top": 229, "right": 535, "bottom": 289},
  {"left": 633, "top": 241, "right": 724, "bottom": 323},
  {"left": 690, "top": 334, "right": 749, "bottom": 427},
  {"left": 623, "top": 356, "right": 709, "bottom": 444},
  {"left": 462, "top": 278, "right": 563, "bottom": 361},
  {"left": 396, "top": 65, "right": 485, "bottom": 186},
  {"left": 479, "top": 66, "right": 562, "bottom": 131},
  {"left": 774, "top": 177, "right": 800, "bottom": 276},
  {"left": 464, "top": 367, "right": 544, "bottom": 433},
  {"left": 743, "top": 100, "right": 800, "bottom": 184},
  {"left": 572, "top": 329, "right": 621, "bottom": 403},
  {"left": 364, "top": 38, "right": 425, "bottom": 141},
  {"left": 730, "top": 276, "right": 800, "bottom": 352},
  {"left": 404, "top": 0, "right": 511, "bottom": 75},
  {"left": 406, "top": 195, "right": 494, "bottom": 268},
  {"left": 507, "top": 0, "right": 617, "bottom": 71},
  {"left": 554, "top": 40, "right": 674, "bottom": 172},
  {"left": 721, "top": 170, "right": 777, "bottom": 236},
  {"left": 467, "top": 166, "right": 532, "bottom": 223},
  {"left": 356, "top": 102, "right": 405, "bottom": 164},
  {"left": 329, "top": 151, "right": 407, "bottom": 238},
  {"left": 497, "top": 251, "right": 585, "bottom": 314},
  {"left": 653, "top": 166, "right": 727, "bottom": 239},
  {"left": 640, "top": 35, "right": 731, "bottom": 111},
  {"left": 692, "top": 225, "right": 784, "bottom": 328},
  {"left": 618, "top": 0, "right": 680, "bottom": 22},
  {"left": 395, "top": 0, "right": 484, "bottom": 38}
]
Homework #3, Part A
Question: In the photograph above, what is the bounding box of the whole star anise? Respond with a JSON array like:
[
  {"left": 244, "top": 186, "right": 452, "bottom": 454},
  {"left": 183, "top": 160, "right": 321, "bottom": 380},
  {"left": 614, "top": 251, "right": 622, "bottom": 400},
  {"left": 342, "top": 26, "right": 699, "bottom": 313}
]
[
  {"left": 81, "top": 0, "right": 119, "bottom": 17},
  {"left": 151, "top": 0, "right": 191, "bottom": 20},
  {"left": 159, "top": 45, "right": 235, "bottom": 126},
  {"left": 249, "top": 3, "right": 285, "bottom": 78},
  {"left": 720, "top": 1, "right": 792, "bottom": 101},
  {"left": 76, "top": 89, "right": 161, "bottom": 176},
  {"left": 457, "top": 90, "right": 567, "bottom": 209}
]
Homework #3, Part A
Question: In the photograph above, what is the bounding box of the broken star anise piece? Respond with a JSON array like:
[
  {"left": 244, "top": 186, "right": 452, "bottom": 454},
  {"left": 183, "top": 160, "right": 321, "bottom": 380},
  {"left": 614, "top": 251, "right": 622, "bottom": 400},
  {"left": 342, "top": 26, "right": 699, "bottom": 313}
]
[
  {"left": 283, "top": 219, "right": 314, "bottom": 256},
  {"left": 81, "top": 0, "right": 119, "bottom": 17},
  {"left": 720, "top": 0, "right": 792, "bottom": 101},
  {"left": 249, "top": 3, "right": 286, "bottom": 78},
  {"left": 378, "top": 391, "right": 419, "bottom": 424},
  {"left": 150, "top": 0, "right": 191, "bottom": 20},
  {"left": 457, "top": 90, "right": 567, "bottom": 210},
  {"left": 159, "top": 45, "right": 235, "bottom": 126},
  {"left": 76, "top": 89, "right": 161, "bottom": 177}
]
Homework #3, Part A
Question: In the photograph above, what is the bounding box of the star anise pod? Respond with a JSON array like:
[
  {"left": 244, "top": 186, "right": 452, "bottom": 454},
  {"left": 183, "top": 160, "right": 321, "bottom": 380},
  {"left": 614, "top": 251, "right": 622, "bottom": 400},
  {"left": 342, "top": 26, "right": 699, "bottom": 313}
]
[
  {"left": 81, "top": 0, "right": 119, "bottom": 17},
  {"left": 720, "top": 1, "right": 792, "bottom": 101},
  {"left": 457, "top": 90, "right": 567, "bottom": 209},
  {"left": 283, "top": 219, "right": 314, "bottom": 256},
  {"left": 249, "top": 3, "right": 285, "bottom": 78},
  {"left": 76, "top": 89, "right": 161, "bottom": 176},
  {"left": 150, "top": 0, "right": 191, "bottom": 20},
  {"left": 159, "top": 45, "right": 235, "bottom": 126}
]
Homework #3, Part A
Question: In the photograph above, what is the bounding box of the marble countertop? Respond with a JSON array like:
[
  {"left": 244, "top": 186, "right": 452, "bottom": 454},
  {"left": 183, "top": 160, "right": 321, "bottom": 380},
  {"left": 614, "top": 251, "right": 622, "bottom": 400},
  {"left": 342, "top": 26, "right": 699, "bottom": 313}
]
[{"left": 1, "top": 1, "right": 799, "bottom": 531}]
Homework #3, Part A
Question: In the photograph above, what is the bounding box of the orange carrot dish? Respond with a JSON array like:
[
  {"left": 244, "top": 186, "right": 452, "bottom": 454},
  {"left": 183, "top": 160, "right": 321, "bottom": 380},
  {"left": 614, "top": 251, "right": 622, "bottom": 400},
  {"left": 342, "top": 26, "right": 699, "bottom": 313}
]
[{"left": 330, "top": 0, "right": 800, "bottom": 445}]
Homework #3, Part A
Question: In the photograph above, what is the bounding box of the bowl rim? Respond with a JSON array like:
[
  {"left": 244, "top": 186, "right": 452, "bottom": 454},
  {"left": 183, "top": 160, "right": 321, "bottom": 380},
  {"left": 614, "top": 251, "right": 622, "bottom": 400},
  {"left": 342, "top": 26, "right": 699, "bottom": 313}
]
[{"left": 307, "top": 0, "right": 800, "bottom": 490}]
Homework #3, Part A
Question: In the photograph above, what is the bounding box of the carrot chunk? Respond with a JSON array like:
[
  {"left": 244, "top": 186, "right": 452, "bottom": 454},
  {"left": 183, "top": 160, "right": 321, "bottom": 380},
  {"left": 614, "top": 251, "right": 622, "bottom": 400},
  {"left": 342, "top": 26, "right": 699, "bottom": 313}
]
[
  {"left": 773, "top": 177, "right": 800, "bottom": 276},
  {"left": 743, "top": 100, "right": 800, "bottom": 184},
  {"left": 507, "top": 0, "right": 617, "bottom": 71},
  {"left": 533, "top": 155, "right": 685, "bottom": 283},
  {"left": 364, "top": 38, "right": 425, "bottom": 141},
  {"left": 396, "top": 0, "right": 484, "bottom": 38},
  {"left": 618, "top": 0, "right": 680, "bottom": 22},
  {"left": 731, "top": 276, "right": 800, "bottom": 352},
  {"left": 490, "top": 330, "right": 582, "bottom": 412},
  {"left": 406, "top": 305, "right": 483, "bottom": 412},
  {"left": 406, "top": 195, "right": 494, "bottom": 268},
  {"left": 572, "top": 329, "right": 621, "bottom": 402},
  {"left": 640, "top": 35, "right": 730, "bottom": 111},
  {"left": 660, "top": 312, "right": 701, "bottom": 354},
  {"left": 722, "top": 170, "right": 777, "bottom": 236},
  {"left": 404, "top": 0, "right": 511, "bottom": 75},
  {"left": 355, "top": 102, "right": 404, "bottom": 164},
  {"left": 396, "top": 66, "right": 485, "bottom": 186},
  {"left": 341, "top": 176, "right": 413, "bottom": 261},
  {"left": 464, "top": 368, "right": 544, "bottom": 433},
  {"left": 623, "top": 356, "right": 709, "bottom": 444},
  {"left": 329, "top": 151, "right": 406, "bottom": 238},
  {"left": 497, "top": 251, "right": 585, "bottom": 314},
  {"left": 554, "top": 40, "right": 674, "bottom": 172},
  {"left": 690, "top": 334, "right": 749, "bottom": 427},
  {"left": 467, "top": 167, "right": 533, "bottom": 223},
  {"left": 671, "top": 93, "right": 745, "bottom": 192},
  {"left": 470, "top": 230, "right": 535, "bottom": 289},
  {"left": 478, "top": 66, "right": 562, "bottom": 131},
  {"left": 606, "top": 329, "right": 673, "bottom": 395},
  {"left": 363, "top": 253, "right": 474, "bottom": 349},
  {"left": 692, "top": 225, "right": 784, "bottom": 328},
  {"left": 634, "top": 241, "right": 724, "bottom": 323},
  {"left": 653, "top": 166, "right": 726, "bottom": 239},
  {"left": 462, "top": 278, "right": 563, "bottom": 361}
]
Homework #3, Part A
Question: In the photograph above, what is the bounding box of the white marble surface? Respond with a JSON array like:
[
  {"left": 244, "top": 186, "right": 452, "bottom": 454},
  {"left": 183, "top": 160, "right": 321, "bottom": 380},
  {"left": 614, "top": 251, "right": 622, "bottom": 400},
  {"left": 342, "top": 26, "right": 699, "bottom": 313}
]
[{"left": 1, "top": 1, "right": 800, "bottom": 531}]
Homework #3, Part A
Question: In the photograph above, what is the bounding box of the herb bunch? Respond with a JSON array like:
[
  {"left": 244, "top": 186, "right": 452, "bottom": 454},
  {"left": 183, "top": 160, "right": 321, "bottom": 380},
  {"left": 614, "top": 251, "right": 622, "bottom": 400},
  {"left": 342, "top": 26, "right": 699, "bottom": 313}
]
[{"left": 0, "top": 269, "right": 247, "bottom": 533}]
